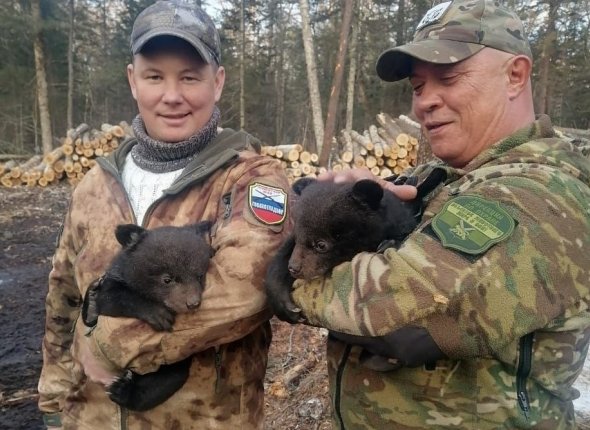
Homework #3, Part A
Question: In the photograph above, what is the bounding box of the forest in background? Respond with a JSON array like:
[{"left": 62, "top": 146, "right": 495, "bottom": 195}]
[{"left": 1, "top": 0, "right": 589, "bottom": 160}]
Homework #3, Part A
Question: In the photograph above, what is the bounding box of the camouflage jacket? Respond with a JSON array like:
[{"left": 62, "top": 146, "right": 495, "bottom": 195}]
[
  {"left": 292, "top": 115, "right": 590, "bottom": 429},
  {"left": 38, "top": 128, "right": 292, "bottom": 430}
]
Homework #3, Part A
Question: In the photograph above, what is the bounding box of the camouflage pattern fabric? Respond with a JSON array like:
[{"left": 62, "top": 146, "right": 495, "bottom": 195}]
[
  {"left": 131, "top": 0, "right": 221, "bottom": 64},
  {"left": 38, "top": 129, "right": 292, "bottom": 429},
  {"left": 377, "top": 0, "right": 533, "bottom": 82},
  {"left": 292, "top": 115, "right": 590, "bottom": 429}
]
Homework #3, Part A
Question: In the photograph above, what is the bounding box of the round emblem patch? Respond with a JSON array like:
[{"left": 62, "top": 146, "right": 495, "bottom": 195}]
[
  {"left": 431, "top": 195, "right": 515, "bottom": 255},
  {"left": 248, "top": 183, "right": 287, "bottom": 225}
]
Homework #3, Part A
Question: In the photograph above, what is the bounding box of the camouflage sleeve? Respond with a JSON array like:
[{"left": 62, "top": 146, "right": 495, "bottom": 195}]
[
  {"left": 88, "top": 158, "right": 292, "bottom": 373},
  {"left": 37, "top": 204, "right": 82, "bottom": 415},
  {"left": 292, "top": 172, "right": 590, "bottom": 359}
]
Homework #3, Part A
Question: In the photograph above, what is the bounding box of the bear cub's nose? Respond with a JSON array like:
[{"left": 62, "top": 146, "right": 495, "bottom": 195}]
[{"left": 186, "top": 297, "right": 201, "bottom": 310}]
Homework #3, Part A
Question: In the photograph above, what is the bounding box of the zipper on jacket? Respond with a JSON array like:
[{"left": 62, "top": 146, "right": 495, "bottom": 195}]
[
  {"left": 214, "top": 346, "right": 222, "bottom": 394},
  {"left": 222, "top": 192, "right": 233, "bottom": 220},
  {"left": 119, "top": 405, "right": 128, "bottom": 430},
  {"left": 335, "top": 344, "right": 352, "bottom": 430},
  {"left": 516, "top": 333, "right": 534, "bottom": 421}
]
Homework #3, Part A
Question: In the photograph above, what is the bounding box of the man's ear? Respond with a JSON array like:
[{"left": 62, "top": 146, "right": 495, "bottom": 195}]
[
  {"left": 214, "top": 65, "right": 226, "bottom": 102},
  {"left": 506, "top": 55, "right": 532, "bottom": 100},
  {"left": 127, "top": 63, "right": 138, "bottom": 101}
]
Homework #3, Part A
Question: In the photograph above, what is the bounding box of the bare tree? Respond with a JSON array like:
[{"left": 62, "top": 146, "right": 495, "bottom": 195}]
[
  {"left": 31, "top": 0, "right": 53, "bottom": 154},
  {"left": 239, "top": 0, "right": 246, "bottom": 129},
  {"left": 67, "top": 0, "right": 75, "bottom": 130},
  {"left": 345, "top": 0, "right": 360, "bottom": 133},
  {"left": 299, "top": 0, "right": 324, "bottom": 154},
  {"left": 536, "top": 0, "right": 559, "bottom": 115},
  {"left": 319, "top": 0, "right": 354, "bottom": 166}
]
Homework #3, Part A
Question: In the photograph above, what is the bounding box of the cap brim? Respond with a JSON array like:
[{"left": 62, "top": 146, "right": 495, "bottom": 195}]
[
  {"left": 132, "top": 28, "right": 217, "bottom": 64},
  {"left": 376, "top": 40, "right": 485, "bottom": 82}
]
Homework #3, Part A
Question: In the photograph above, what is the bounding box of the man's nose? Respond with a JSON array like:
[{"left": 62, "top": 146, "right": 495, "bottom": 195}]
[
  {"left": 162, "top": 81, "right": 183, "bottom": 103},
  {"left": 413, "top": 83, "right": 443, "bottom": 114}
]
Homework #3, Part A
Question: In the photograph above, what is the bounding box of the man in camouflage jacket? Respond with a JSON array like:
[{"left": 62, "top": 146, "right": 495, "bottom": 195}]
[
  {"left": 39, "top": 131, "right": 291, "bottom": 430},
  {"left": 278, "top": 1, "right": 590, "bottom": 428},
  {"left": 38, "top": 2, "right": 291, "bottom": 429}
]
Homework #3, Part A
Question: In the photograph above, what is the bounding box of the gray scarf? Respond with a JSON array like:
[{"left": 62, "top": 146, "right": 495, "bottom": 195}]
[{"left": 130, "top": 106, "right": 220, "bottom": 173}]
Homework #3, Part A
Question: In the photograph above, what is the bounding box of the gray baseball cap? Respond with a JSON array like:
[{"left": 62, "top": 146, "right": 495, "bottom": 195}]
[
  {"left": 376, "top": 0, "right": 532, "bottom": 82},
  {"left": 131, "top": 0, "right": 221, "bottom": 65}
]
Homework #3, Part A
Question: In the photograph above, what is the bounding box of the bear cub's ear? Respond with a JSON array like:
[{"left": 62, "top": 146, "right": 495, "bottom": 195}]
[
  {"left": 193, "top": 221, "right": 216, "bottom": 257},
  {"left": 194, "top": 220, "right": 213, "bottom": 236},
  {"left": 115, "top": 224, "right": 147, "bottom": 248},
  {"left": 292, "top": 177, "right": 316, "bottom": 196},
  {"left": 351, "top": 179, "right": 384, "bottom": 211}
]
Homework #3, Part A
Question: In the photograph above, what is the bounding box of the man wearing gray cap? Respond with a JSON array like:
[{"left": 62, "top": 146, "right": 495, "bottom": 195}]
[
  {"left": 38, "top": 1, "right": 291, "bottom": 428},
  {"left": 267, "top": 0, "right": 590, "bottom": 428}
]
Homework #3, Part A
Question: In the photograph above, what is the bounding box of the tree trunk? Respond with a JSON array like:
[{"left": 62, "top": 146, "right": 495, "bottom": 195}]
[
  {"left": 31, "top": 0, "right": 53, "bottom": 154},
  {"left": 67, "top": 0, "right": 75, "bottom": 130},
  {"left": 299, "top": 0, "right": 323, "bottom": 154},
  {"left": 345, "top": 0, "right": 360, "bottom": 133},
  {"left": 239, "top": 0, "right": 246, "bottom": 130},
  {"left": 319, "top": 0, "right": 354, "bottom": 167},
  {"left": 536, "top": 0, "right": 559, "bottom": 115},
  {"left": 274, "top": 1, "right": 286, "bottom": 146},
  {"left": 396, "top": 0, "right": 406, "bottom": 46}
]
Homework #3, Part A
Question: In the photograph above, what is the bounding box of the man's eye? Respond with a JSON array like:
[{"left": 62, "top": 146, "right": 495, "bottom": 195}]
[
  {"left": 441, "top": 75, "right": 457, "bottom": 83},
  {"left": 147, "top": 75, "right": 161, "bottom": 81}
]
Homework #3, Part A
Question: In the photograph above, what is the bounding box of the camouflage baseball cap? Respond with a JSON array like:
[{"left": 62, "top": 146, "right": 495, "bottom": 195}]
[
  {"left": 131, "top": 0, "right": 221, "bottom": 65},
  {"left": 376, "top": 0, "right": 532, "bottom": 82}
]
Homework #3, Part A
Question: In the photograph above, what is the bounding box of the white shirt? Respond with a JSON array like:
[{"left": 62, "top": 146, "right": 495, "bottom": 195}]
[{"left": 121, "top": 153, "right": 184, "bottom": 225}]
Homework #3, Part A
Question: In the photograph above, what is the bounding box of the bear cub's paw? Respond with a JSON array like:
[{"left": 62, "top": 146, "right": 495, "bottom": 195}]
[
  {"left": 81, "top": 279, "right": 101, "bottom": 327},
  {"left": 143, "top": 307, "right": 176, "bottom": 332},
  {"left": 107, "top": 369, "right": 134, "bottom": 407}
]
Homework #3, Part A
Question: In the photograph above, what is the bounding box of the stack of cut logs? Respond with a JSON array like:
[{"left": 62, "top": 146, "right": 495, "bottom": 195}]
[
  {"left": 0, "top": 122, "right": 131, "bottom": 188},
  {"left": 261, "top": 113, "right": 421, "bottom": 183},
  {"left": 0, "top": 113, "right": 419, "bottom": 188}
]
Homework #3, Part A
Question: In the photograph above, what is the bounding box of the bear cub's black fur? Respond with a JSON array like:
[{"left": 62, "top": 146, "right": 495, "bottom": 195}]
[
  {"left": 265, "top": 178, "right": 418, "bottom": 323},
  {"left": 82, "top": 221, "right": 214, "bottom": 411}
]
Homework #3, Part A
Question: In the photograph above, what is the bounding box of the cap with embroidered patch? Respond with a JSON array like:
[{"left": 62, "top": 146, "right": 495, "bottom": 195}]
[
  {"left": 376, "top": 0, "right": 532, "bottom": 82},
  {"left": 131, "top": 0, "right": 221, "bottom": 65}
]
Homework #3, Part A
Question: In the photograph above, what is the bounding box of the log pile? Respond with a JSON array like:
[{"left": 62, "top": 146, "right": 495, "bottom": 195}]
[
  {"left": 0, "top": 113, "right": 419, "bottom": 188},
  {"left": 261, "top": 144, "right": 329, "bottom": 181},
  {"left": 261, "top": 113, "right": 421, "bottom": 183},
  {"left": 0, "top": 122, "right": 131, "bottom": 188}
]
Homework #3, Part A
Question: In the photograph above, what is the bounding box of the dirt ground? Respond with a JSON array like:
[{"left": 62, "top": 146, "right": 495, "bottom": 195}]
[
  {"left": 0, "top": 183, "right": 332, "bottom": 430},
  {"left": 2, "top": 183, "right": 590, "bottom": 430}
]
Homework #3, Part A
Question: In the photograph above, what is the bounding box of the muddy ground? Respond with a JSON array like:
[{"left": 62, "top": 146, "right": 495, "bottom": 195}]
[
  {"left": 1, "top": 183, "right": 590, "bottom": 430},
  {"left": 0, "top": 183, "right": 332, "bottom": 430}
]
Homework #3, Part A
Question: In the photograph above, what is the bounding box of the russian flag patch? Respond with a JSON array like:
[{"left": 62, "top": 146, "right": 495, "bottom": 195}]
[{"left": 248, "top": 182, "right": 287, "bottom": 225}]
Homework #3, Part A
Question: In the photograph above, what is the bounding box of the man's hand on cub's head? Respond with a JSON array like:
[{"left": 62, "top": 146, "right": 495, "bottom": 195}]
[{"left": 317, "top": 168, "right": 418, "bottom": 201}]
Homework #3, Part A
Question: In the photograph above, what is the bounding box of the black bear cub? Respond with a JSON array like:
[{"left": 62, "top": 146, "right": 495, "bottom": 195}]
[
  {"left": 265, "top": 177, "right": 418, "bottom": 323},
  {"left": 82, "top": 221, "right": 214, "bottom": 411},
  {"left": 265, "top": 178, "right": 424, "bottom": 371}
]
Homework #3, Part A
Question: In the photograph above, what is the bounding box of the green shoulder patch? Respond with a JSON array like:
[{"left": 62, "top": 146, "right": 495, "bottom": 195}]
[{"left": 431, "top": 195, "right": 515, "bottom": 255}]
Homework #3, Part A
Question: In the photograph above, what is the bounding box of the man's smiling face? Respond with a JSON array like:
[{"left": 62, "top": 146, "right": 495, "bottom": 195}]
[
  {"left": 127, "top": 37, "right": 225, "bottom": 143},
  {"left": 410, "top": 48, "right": 515, "bottom": 167}
]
